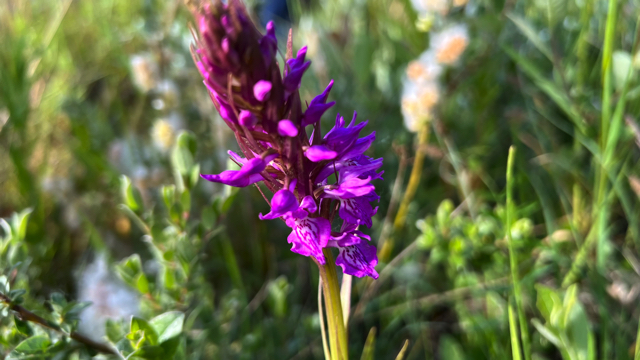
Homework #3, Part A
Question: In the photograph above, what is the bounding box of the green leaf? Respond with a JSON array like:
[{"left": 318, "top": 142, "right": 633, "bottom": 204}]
[
  {"left": 161, "top": 185, "right": 176, "bottom": 210},
  {"left": 506, "top": 14, "right": 553, "bottom": 61},
  {"left": 106, "top": 319, "right": 125, "bottom": 343},
  {"left": 136, "top": 273, "right": 150, "bottom": 294},
  {"left": 49, "top": 292, "right": 67, "bottom": 314},
  {"left": 14, "top": 317, "right": 33, "bottom": 336},
  {"left": 149, "top": 311, "right": 184, "bottom": 344},
  {"left": 534, "top": 0, "right": 565, "bottom": 29},
  {"left": 11, "top": 208, "right": 32, "bottom": 242},
  {"left": 9, "top": 335, "right": 51, "bottom": 356},
  {"left": 394, "top": 340, "right": 409, "bottom": 360},
  {"left": 130, "top": 345, "right": 165, "bottom": 359},
  {"left": 9, "top": 289, "right": 26, "bottom": 301},
  {"left": 439, "top": 336, "right": 465, "bottom": 360},
  {"left": 502, "top": 45, "right": 586, "bottom": 134},
  {"left": 535, "top": 284, "right": 561, "bottom": 321},
  {"left": 175, "top": 131, "right": 197, "bottom": 157},
  {"left": 120, "top": 175, "right": 143, "bottom": 212},
  {"left": 171, "top": 145, "right": 194, "bottom": 177},
  {"left": 116, "top": 254, "right": 143, "bottom": 287},
  {"left": 130, "top": 316, "right": 158, "bottom": 346},
  {"left": 531, "top": 319, "right": 562, "bottom": 348},
  {"left": 360, "top": 327, "right": 376, "bottom": 360},
  {"left": 160, "top": 336, "right": 181, "bottom": 357}
]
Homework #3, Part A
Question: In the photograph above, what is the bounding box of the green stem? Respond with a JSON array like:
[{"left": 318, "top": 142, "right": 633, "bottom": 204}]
[
  {"left": 635, "top": 313, "right": 640, "bottom": 360},
  {"left": 380, "top": 124, "right": 429, "bottom": 262},
  {"left": 563, "top": 0, "right": 617, "bottom": 287},
  {"left": 506, "top": 146, "right": 531, "bottom": 360},
  {"left": 508, "top": 297, "right": 522, "bottom": 360},
  {"left": 318, "top": 249, "right": 349, "bottom": 360}
]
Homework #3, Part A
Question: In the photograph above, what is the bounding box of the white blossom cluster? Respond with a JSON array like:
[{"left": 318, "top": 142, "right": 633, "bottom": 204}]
[{"left": 401, "top": 4, "right": 470, "bottom": 132}]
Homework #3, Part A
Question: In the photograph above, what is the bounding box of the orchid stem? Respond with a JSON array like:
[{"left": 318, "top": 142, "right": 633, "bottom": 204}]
[{"left": 318, "top": 249, "right": 349, "bottom": 360}]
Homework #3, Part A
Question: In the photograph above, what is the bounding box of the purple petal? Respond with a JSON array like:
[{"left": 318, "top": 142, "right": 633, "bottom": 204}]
[
  {"left": 259, "top": 189, "right": 299, "bottom": 220},
  {"left": 324, "top": 177, "right": 375, "bottom": 199},
  {"left": 213, "top": 93, "right": 238, "bottom": 123},
  {"left": 305, "top": 145, "right": 338, "bottom": 162},
  {"left": 302, "top": 80, "right": 336, "bottom": 126},
  {"left": 260, "top": 21, "right": 277, "bottom": 67},
  {"left": 299, "top": 196, "right": 318, "bottom": 214},
  {"left": 284, "top": 48, "right": 311, "bottom": 95},
  {"left": 201, "top": 153, "right": 270, "bottom": 187},
  {"left": 228, "top": 150, "right": 247, "bottom": 165},
  {"left": 287, "top": 217, "right": 331, "bottom": 264},
  {"left": 338, "top": 197, "right": 377, "bottom": 228},
  {"left": 253, "top": 80, "right": 272, "bottom": 101},
  {"left": 239, "top": 110, "right": 258, "bottom": 128},
  {"left": 278, "top": 120, "right": 299, "bottom": 137},
  {"left": 335, "top": 241, "right": 379, "bottom": 279},
  {"left": 339, "top": 132, "right": 375, "bottom": 161},
  {"left": 316, "top": 156, "right": 383, "bottom": 183},
  {"left": 221, "top": 37, "right": 230, "bottom": 53},
  {"left": 200, "top": 171, "right": 263, "bottom": 187}
]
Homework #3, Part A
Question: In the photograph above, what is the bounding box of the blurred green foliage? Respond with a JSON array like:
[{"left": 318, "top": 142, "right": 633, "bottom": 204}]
[{"left": 1, "top": 0, "right": 640, "bottom": 358}]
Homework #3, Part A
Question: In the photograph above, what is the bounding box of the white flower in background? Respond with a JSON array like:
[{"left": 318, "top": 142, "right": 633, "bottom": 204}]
[
  {"left": 410, "top": 0, "right": 450, "bottom": 16},
  {"left": 406, "top": 50, "right": 443, "bottom": 84},
  {"left": 130, "top": 54, "right": 158, "bottom": 93},
  {"left": 77, "top": 255, "right": 139, "bottom": 341},
  {"left": 430, "top": 24, "right": 469, "bottom": 65},
  {"left": 401, "top": 81, "right": 440, "bottom": 132},
  {"left": 151, "top": 112, "right": 183, "bottom": 153},
  {"left": 153, "top": 79, "right": 180, "bottom": 110}
]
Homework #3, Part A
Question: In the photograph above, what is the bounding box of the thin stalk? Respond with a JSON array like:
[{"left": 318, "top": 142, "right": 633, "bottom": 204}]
[
  {"left": 506, "top": 146, "right": 531, "bottom": 360},
  {"left": 380, "top": 124, "right": 429, "bottom": 262},
  {"left": 635, "top": 314, "right": 640, "bottom": 360},
  {"left": 318, "top": 279, "right": 332, "bottom": 360},
  {"left": 0, "top": 292, "right": 121, "bottom": 357},
  {"left": 508, "top": 297, "right": 523, "bottom": 360},
  {"left": 318, "top": 249, "right": 348, "bottom": 360},
  {"left": 563, "top": 0, "right": 618, "bottom": 287}
]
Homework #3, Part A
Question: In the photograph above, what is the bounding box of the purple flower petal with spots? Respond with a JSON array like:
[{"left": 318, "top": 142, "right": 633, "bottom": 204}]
[
  {"left": 335, "top": 241, "right": 379, "bottom": 279},
  {"left": 278, "top": 120, "right": 298, "bottom": 137},
  {"left": 253, "top": 80, "right": 272, "bottom": 101},
  {"left": 324, "top": 176, "right": 375, "bottom": 199},
  {"left": 287, "top": 217, "right": 331, "bottom": 264},
  {"left": 337, "top": 197, "right": 377, "bottom": 228},
  {"left": 328, "top": 222, "right": 371, "bottom": 247},
  {"left": 316, "top": 156, "right": 383, "bottom": 183},
  {"left": 305, "top": 145, "right": 337, "bottom": 162}
]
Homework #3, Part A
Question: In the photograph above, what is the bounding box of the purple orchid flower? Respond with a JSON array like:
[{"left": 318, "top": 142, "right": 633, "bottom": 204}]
[
  {"left": 192, "top": 1, "right": 382, "bottom": 278},
  {"left": 201, "top": 152, "right": 278, "bottom": 187},
  {"left": 303, "top": 80, "right": 336, "bottom": 126}
]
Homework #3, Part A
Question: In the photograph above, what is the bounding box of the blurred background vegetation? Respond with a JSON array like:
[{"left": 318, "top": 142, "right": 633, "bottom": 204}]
[{"left": 1, "top": 0, "right": 640, "bottom": 358}]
